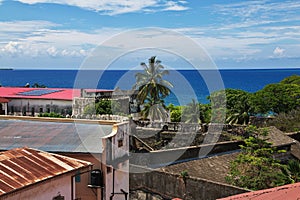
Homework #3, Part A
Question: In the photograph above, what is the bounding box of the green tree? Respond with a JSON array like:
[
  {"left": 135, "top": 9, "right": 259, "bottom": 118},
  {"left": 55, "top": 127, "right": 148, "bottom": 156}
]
[
  {"left": 133, "top": 56, "right": 173, "bottom": 121},
  {"left": 280, "top": 75, "right": 300, "bottom": 85},
  {"left": 207, "top": 89, "right": 226, "bottom": 123},
  {"left": 225, "top": 89, "right": 253, "bottom": 125},
  {"left": 83, "top": 99, "right": 120, "bottom": 115},
  {"left": 209, "top": 89, "right": 252, "bottom": 124},
  {"left": 251, "top": 83, "right": 300, "bottom": 114},
  {"left": 226, "top": 126, "right": 291, "bottom": 190},
  {"left": 286, "top": 159, "right": 300, "bottom": 183},
  {"left": 267, "top": 108, "right": 300, "bottom": 132},
  {"left": 199, "top": 103, "right": 211, "bottom": 124},
  {"left": 167, "top": 104, "right": 182, "bottom": 122}
]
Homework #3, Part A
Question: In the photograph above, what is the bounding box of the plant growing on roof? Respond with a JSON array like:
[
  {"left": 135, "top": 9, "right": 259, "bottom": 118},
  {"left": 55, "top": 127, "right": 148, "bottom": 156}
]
[
  {"left": 133, "top": 56, "right": 173, "bottom": 121},
  {"left": 226, "top": 125, "right": 292, "bottom": 190}
]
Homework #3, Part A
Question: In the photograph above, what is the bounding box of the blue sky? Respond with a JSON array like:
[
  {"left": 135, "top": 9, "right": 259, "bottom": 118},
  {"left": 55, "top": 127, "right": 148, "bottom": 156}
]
[{"left": 0, "top": 0, "right": 300, "bottom": 69}]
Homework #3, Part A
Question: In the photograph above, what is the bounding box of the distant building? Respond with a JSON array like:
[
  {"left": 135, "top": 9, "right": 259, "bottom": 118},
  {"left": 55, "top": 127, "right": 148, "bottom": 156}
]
[
  {"left": 0, "top": 87, "right": 113, "bottom": 117},
  {"left": 0, "top": 147, "right": 92, "bottom": 200},
  {"left": 0, "top": 87, "right": 80, "bottom": 116}
]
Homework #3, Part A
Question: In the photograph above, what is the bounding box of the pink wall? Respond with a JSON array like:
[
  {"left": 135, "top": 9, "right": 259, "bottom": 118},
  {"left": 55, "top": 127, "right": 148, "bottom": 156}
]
[{"left": 2, "top": 173, "right": 72, "bottom": 200}]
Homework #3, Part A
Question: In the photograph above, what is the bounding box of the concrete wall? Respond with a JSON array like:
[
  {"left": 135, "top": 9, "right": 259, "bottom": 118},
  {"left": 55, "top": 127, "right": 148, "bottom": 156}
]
[
  {"left": 102, "top": 122, "right": 130, "bottom": 200},
  {"left": 131, "top": 140, "right": 243, "bottom": 167},
  {"left": 130, "top": 168, "right": 249, "bottom": 200}
]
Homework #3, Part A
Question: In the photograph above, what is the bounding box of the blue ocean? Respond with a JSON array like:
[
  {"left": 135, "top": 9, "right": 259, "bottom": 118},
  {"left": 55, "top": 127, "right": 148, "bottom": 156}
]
[{"left": 0, "top": 69, "right": 299, "bottom": 105}]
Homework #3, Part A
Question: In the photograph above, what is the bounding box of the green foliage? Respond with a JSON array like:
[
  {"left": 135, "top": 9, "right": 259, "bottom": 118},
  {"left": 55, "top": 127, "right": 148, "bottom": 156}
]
[
  {"left": 251, "top": 83, "right": 300, "bottom": 114},
  {"left": 209, "top": 89, "right": 253, "bottom": 125},
  {"left": 83, "top": 104, "right": 96, "bottom": 115},
  {"left": 207, "top": 90, "right": 227, "bottom": 124},
  {"left": 199, "top": 104, "right": 211, "bottom": 123},
  {"left": 226, "top": 126, "right": 292, "bottom": 190},
  {"left": 83, "top": 99, "right": 123, "bottom": 116},
  {"left": 180, "top": 170, "right": 189, "bottom": 178},
  {"left": 38, "top": 112, "right": 64, "bottom": 118},
  {"left": 167, "top": 104, "right": 182, "bottom": 122},
  {"left": 267, "top": 108, "right": 300, "bottom": 132},
  {"left": 280, "top": 75, "right": 300, "bottom": 85},
  {"left": 96, "top": 99, "right": 112, "bottom": 115},
  {"left": 286, "top": 159, "right": 300, "bottom": 182}
]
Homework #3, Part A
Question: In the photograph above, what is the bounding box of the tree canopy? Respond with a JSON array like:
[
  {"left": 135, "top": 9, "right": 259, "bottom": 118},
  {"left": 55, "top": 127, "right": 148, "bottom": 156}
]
[
  {"left": 226, "top": 126, "right": 292, "bottom": 190},
  {"left": 251, "top": 83, "right": 300, "bottom": 114}
]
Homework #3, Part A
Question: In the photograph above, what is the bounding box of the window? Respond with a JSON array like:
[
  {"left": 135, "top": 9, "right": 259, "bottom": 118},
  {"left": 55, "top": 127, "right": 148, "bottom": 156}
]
[
  {"left": 75, "top": 171, "right": 81, "bottom": 182},
  {"left": 118, "top": 139, "right": 123, "bottom": 147}
]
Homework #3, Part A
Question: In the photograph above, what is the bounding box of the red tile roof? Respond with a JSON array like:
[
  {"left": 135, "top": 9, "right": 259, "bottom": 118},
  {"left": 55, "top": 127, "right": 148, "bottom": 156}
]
[
  {"left": 218, "top": 182, "right": 300, "bottom": 200},
  {"left": 0, "top": 87, "right": 80, "bottom": 101},
  {"left": 0, "top": 147, "right": 92, "bottom": 196}
]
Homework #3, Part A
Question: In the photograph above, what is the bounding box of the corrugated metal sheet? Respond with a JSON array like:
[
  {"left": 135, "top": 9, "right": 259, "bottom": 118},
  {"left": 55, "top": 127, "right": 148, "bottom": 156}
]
[
  {"left": 0, "top": 119, "right": 112, "bottom": 153},
  {"left": 0, "top": 147, "right": 92, "bottom": 196}
]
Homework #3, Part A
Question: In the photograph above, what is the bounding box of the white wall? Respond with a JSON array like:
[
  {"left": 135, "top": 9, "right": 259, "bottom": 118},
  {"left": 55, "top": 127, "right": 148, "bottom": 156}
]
[
  {"left": 0, "top": 103, "right": 8, "bottom": 115},
  {"left": 102, "top": 122, "right": 129, "bottom": 200},
  {"left": 7, "top": 98, "right": 72, "bottom": 116}
]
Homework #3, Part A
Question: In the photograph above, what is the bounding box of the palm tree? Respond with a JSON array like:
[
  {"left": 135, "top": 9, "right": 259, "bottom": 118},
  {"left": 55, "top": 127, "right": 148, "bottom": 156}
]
[
  {"left": 133, "top": 56, "right": 173, "bottom": 121},
  {"left": 141, "top": 97, "right": 169, "bottom": 122},
  {"left": 183, "top": 99, "right": 201, "bottom": 123}
]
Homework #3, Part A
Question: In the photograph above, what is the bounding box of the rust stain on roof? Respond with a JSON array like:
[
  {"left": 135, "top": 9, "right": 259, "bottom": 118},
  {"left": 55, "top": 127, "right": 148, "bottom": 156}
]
[{"left": 0, "top": 147, "right": 92, "bottom": 196}]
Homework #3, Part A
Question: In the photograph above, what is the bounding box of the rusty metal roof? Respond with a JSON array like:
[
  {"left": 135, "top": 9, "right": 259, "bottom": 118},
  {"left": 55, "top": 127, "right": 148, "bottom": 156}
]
[
  {"left": 0, "top": 119, "right": 112, "bottom": 153},
  {"left": 0, "top": 147, "right": 92, "bottom": 196}
]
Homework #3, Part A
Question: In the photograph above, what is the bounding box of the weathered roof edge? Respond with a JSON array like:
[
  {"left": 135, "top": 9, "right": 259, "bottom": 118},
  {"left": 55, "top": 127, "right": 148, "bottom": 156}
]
[{"left": 0, "top": 147, "right": 93, "bottom": 197}]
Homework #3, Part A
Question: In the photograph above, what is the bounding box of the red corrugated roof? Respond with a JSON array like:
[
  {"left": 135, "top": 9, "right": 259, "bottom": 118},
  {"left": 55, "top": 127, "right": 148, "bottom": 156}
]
[
  {"left": 0, "top": 87, "right": 80, "bottom": 101},
  {"left": 0, "top": 147, "right": 92, "bottom": 196},
  {"left": 218, "top": 182, "right": 300, "bottom": 200}
]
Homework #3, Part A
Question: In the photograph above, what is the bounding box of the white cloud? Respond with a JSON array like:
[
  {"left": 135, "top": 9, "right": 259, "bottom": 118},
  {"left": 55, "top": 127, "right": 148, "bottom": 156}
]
[
  {"left": 163, "top": 1, "right": 189, "bottom": 11},
  {"left": 1, "top": 41, "right": 19, "bottom": 55},
  {"left": 14, "top": 0, "right": 189, "bottom": 15},
  {"left": 0, "top": 20, "right": 121, "bottom": 58},
  {"left": 213, "top": 1, "right": 300, "bottom": 29},
  {"left": 273, "top": 47, "right": 285, "bottom": 57},
  {"left": 46, "top": 46, "right": 58, "bottom": 57}
]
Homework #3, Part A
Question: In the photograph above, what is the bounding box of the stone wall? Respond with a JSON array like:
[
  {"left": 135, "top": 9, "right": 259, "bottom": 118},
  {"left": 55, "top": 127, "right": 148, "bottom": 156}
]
[
  {"left": 130, "top": 140, "right": 243, "bottom": 167},
  {"left": 129, "top": 167, "right": 249, "bottom": 200}
]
